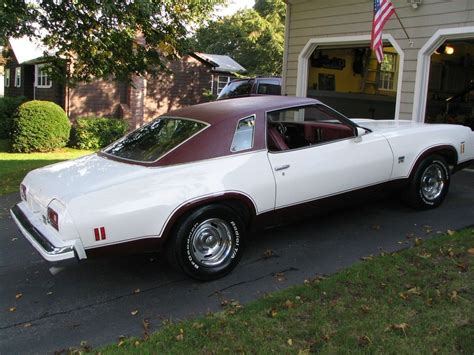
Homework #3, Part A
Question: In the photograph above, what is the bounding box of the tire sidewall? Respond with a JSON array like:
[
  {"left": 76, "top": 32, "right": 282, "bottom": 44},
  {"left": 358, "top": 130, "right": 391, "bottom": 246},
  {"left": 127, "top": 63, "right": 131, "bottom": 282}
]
[
  {"left": 414, "top": 156, "right": 450, "bottom": 208},
  {"left": 174, "top": 204, "right": 244, "bottom": 280}
]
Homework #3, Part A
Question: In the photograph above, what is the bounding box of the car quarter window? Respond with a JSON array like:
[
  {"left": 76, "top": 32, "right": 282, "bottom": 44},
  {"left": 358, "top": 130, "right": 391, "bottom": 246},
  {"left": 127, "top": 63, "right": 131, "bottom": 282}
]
[
  {"left": 266, "top": 105, "right": 356, "bottom": 152},
  {"left": 231, "top": 115, "right": 256, "bottom": 152}
]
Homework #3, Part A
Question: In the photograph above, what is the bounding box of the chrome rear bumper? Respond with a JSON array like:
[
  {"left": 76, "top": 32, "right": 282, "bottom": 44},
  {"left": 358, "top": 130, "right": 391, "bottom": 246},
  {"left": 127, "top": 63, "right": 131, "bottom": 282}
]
[{"left": 10, "top": 203, "right": 86, "bottom": 264}]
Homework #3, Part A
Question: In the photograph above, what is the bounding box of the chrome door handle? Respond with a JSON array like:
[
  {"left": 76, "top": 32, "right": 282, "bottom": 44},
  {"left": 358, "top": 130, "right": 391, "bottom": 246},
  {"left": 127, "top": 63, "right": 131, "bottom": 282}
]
[{"left": 274, "top": 164, "right": 290, "bottom": 171}]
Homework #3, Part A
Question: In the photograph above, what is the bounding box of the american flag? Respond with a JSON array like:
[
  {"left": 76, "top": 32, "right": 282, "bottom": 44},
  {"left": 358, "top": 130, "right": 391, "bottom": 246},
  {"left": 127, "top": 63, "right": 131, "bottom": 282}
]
[{"left": 371, "top": 0, "right": 396, "bottom": 63}]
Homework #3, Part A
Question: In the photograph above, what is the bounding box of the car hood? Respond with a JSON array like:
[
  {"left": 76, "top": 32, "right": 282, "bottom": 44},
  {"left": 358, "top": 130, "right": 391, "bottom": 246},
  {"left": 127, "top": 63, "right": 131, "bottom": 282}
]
[
  {"left": 23, "top": 153, "right": 150, "bottom": 206},
  {"left": 351, "top": 119, "right": 426, "bottom": 132}
]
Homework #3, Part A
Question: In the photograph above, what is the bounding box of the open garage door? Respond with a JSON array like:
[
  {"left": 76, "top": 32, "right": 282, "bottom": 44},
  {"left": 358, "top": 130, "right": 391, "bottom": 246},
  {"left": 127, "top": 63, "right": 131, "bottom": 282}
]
[
  {"left": 306, "top": 45, "right": 399, "bottom": 120},
  {"left": 425, "top": 39, "right": 474, "bottom": 130}
]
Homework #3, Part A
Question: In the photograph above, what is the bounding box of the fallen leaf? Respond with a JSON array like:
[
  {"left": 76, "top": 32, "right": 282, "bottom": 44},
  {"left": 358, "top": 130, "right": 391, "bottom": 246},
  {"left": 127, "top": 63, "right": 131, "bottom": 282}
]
[
  {"left": 192, "top": 322, "right": 204, "bottom": 329},
  {"left": 295, "top": 296, "right": 301, "bottom": 301},
  {"left": 131, "top": 310, "right": 139, "bottom": 316},
  {"left": 386, "top": 323, "right": 409, "bottom": 337},
  {"left": 360, "top": 256, "right": 373, "bottom": 261},
  {"left": 407, "top": 287, "right": 421, "bottom": 295},
  {"left": 11, "top": 237, "right": 17, "bottom": 242},
  {"left": 423, "top": 225, "right": 433, "bottom": 234},
  {"left": 23, "top": 323, "right": 32, "bottom": 328},
  {"left": 414, "top": 238, "right": 423, "bottom": 246},
  {"left": 358, "top": 335, "right": 371, "bottom": 347},
  {"left": 449, "top": 290, "right": 458, "bottom": 302},
  {"left": 418, "top": 252, "right": 431, "bottom": 259},
  {"left": 9, "top": 307, "right": 16, "bottom": 312},
  {"left": 118, "top": 340, "right": 126, "bottom": 347},
  {"left": 134, "top": 340, "right": 140, "bottom": 346},
  {"left": 47, "top": 291, "right": 53, "bottom": 296},
  {"left": 15, "top": 293, "right": 23, "bottom": 300},
  {"left": 360, "top": 305, "right": 370, "bottom": 313},
  {"left": 220, "top": 299, "right": 229, "bottom": 307},
  {"left": 399, "top": 292, "right": 408, "bottom": 300},
  {"left": 176, "top": 333, "right": 184, "bottom": 341},
  {"left": 467, "top": 248, "right": 474, "bottom": 255},
  {"left": 263, "top": 249, "right": 274, "bottom": 259},
  {"left": 268, "top": 308, "right": 278, "bottom": 318},
  {"left": 372, "top": 224, "right": 381, "bottom": 231},
  {"left": 134, "top": 288, "right": 141, "bottom": 294},
  {"left": 284, "top": 300, "right": 294, "bottom": 309},
  {"left": 447, "top": 229, "right": 456, "bottom": 236},
  {"left": 287, "top": 338, "right": 293, "bottom": 346},
  {"left": 275, "top": 272, "right": 286, "bottom": 282}
]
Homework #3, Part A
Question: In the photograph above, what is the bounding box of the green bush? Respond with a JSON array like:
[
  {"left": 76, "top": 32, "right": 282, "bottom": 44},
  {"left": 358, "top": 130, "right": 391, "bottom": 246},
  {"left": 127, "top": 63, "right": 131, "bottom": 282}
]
[
  {"left": 11, "top": 100, "right": 71, "bottom": 153},
  {"left": 73, "top": 117, "right": 128, "bottom": 150},
  {"left": 0, "top": 96, "right": 27, "bottom": 138}
]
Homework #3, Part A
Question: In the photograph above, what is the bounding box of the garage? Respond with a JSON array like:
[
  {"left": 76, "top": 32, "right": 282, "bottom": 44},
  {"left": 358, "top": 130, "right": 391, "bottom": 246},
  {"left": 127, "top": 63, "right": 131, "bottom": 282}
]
[
  {"left": 425, "top": 39, "right": 474, "bottom": 130},
  {"left": 306, "top": 44, "right": 400, "bottom": 120}
]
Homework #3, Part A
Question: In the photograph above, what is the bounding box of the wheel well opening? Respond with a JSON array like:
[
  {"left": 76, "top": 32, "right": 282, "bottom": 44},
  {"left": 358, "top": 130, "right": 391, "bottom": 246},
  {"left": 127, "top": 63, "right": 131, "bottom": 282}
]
[{"left": 436, "top": 148, "right": 458, "bottom": 167}]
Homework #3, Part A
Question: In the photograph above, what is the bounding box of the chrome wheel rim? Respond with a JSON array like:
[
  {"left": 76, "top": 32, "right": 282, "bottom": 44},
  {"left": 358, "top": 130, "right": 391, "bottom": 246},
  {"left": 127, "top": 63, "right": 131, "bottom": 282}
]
[
  {"left": 420, "top": 164, "right": 445, "bottom": 201},
  {"left": 190, "top": 218, "right": 233, "bottom": 267}
]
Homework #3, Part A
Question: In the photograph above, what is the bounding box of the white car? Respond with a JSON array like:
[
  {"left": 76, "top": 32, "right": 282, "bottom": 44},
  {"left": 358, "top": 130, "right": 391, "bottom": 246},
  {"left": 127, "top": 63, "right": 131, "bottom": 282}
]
[{"left": 11, "top": 96, "right": 474, "bottom": 280}]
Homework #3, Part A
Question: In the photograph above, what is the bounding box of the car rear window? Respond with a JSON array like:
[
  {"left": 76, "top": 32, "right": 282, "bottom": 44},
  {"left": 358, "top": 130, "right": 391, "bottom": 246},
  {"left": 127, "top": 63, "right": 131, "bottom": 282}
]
[{"left": 102, "top": 117, "right": 207, "bottom": 162}]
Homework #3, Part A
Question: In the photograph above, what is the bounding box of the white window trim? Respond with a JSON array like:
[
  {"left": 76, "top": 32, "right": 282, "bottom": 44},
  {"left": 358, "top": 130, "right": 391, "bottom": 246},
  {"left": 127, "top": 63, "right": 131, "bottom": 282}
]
[
  {"left": 4, "top": 68, "right": 10, "bottom": 87},
  {"left": 295, "top": 34, "right": 404, "bottom": 120},
  {"left": 14, "top": 67, "right": 21, "bottom": 88},
  {"left": 378, "top": 52, "right": 398, "bottom": 92},
  {"left": 412, "top": 26, "right": 474, "bottom": 123},
  {"left": 35, "top": 64, "right": 53, "bottom": 88},
  {"left": 217, "top": 75, "right": 230, "bottom": 95}
]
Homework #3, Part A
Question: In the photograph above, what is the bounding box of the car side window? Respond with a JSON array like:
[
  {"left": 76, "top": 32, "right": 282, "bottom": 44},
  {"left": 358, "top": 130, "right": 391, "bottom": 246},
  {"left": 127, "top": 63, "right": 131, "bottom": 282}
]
[
  {"left": 231, "top": 115, "right": 256, "bottom": 152},
  {"left": 266, "top": 105, "right": 356, "bottom": 152},
  {"left": 257, "top": 79, "right": 281, "bottom": 95}
]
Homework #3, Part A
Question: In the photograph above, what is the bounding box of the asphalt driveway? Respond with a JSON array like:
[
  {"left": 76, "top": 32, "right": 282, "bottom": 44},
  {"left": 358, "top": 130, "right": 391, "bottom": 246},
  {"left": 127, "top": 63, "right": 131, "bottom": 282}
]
[{"left": 1, "top": 171, "right": 473, "bottom": 354}]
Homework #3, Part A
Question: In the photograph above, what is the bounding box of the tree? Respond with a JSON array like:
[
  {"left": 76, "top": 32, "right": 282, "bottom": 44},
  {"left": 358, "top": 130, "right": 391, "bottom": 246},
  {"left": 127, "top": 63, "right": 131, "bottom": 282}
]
[
  {"left": 192, "top": 0, "right": 285, "bottom": 76},
  {"left": 0, "top": 0, "right": 225, "bottom": 83}
]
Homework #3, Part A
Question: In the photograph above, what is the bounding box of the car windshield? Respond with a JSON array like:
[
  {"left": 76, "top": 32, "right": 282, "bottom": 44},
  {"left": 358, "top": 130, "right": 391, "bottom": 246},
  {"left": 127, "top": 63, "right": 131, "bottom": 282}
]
[
  {"left": 102, "top": 117, "right": 207, "bottom": 162},
  {"left": 217, "top": 80, "right": 253, "bottom": 100}
]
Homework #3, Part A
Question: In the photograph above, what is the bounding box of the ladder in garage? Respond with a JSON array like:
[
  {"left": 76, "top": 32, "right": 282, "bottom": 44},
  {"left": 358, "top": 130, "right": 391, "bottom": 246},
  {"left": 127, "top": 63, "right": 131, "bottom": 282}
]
[{"left": 361, "top": 50, "right": 381, "bottom": 94}]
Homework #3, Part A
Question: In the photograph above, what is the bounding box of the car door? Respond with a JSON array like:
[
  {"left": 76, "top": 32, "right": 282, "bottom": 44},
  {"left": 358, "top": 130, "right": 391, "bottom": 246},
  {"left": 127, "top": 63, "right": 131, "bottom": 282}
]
[{"left": 266, "top": 105, "right": 394, "bottom": 209}]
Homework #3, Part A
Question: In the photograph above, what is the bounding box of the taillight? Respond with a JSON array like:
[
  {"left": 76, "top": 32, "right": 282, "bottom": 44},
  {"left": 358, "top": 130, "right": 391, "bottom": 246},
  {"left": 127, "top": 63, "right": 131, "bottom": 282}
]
[
  {"left": 20, "top": 184, "right": 27, "bottom": 201},
  {"left": 47, "top": 207, "right": 59, "bottom": 231}
]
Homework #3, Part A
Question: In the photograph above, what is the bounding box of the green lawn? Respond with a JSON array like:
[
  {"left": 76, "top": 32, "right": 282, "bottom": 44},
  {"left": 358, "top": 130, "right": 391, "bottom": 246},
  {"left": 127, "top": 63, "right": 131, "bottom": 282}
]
[
  {"left": 0, "top": 139, "right": 93, "bottom": 196},
  {"left": 99, "top": 229, "right": 474, "bottom": 354}
]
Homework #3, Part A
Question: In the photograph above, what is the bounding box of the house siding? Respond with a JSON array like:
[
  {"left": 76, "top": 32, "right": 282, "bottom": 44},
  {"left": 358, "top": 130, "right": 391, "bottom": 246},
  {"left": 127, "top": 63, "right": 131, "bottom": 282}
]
[
  {"left": 284, "top": 0, "right": 474, "bottom": 120},
  {"left": 67, "top": 80, "right": 127, "bottom": 120}
]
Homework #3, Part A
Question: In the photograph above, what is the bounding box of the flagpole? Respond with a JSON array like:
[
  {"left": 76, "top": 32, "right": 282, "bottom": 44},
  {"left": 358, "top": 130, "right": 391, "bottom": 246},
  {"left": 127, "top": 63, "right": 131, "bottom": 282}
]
[{"left": 393, "top": 10, "right": 414, "bottom": 47}]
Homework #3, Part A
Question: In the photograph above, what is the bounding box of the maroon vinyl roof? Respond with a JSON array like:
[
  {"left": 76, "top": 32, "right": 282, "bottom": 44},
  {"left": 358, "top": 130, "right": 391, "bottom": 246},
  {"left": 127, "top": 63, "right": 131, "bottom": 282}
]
[{"left": 167, "top": 96, "right": 319, "bottom": 125}]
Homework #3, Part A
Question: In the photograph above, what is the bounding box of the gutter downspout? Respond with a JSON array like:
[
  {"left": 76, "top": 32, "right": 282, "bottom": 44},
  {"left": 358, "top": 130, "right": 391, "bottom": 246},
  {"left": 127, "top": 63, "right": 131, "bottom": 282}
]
[{"left": 282, "top": 1, "right": 292, "bottom": 96}]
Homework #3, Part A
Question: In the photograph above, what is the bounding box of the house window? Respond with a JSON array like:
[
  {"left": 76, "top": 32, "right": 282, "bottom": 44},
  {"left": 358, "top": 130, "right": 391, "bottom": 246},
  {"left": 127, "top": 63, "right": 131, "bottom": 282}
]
[
  {"left": 217, "top": 76, "right": 230, "bottom": 94},
  {"left": 379, "top": 52, "right": 398, "bottom": 91},
  {"left": 4, "top": 69, "right": 10, "bottom": 87},
  {"left": 14, "top": 67, "right": 21, "bottom": 87},
  {"left": 35, "top": 64, "right": 52, "bottom": 88}
]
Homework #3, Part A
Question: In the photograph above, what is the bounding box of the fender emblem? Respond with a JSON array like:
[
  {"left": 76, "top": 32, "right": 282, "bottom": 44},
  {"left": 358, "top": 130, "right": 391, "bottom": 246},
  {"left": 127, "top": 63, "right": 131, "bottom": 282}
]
[
  {"left": 398, "top": 156, "right": 405, "bottom": 163},
  {"left": 94, "top": 227, "right": 107, "bottom": 241},
  {"left": 461, "top": 142, "right": 465, "bottom": 155}
]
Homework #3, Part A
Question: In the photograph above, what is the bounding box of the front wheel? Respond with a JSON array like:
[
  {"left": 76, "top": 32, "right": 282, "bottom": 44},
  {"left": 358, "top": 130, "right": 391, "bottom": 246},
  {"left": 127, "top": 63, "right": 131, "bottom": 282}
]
[
  {"left": 166, "top": 204, "right": 245, "bottom": 281},
  {"left": 402, "top": 155, "right": 450, "bottom": 209}
]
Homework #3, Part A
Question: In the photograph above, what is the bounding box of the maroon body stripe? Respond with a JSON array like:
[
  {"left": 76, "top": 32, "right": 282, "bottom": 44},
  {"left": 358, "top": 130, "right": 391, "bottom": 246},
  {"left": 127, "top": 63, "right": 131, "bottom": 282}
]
[
  {"left": 94, "top": 228, "right": 100, "bottom": 241},
  {"left": 100, "top": 227, "right": 106, "bottom": 240}
]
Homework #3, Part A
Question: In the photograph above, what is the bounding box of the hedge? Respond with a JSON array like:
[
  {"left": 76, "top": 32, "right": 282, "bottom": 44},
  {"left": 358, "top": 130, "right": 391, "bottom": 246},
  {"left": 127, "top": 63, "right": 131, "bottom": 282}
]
[
  {"left": 73, "top": 117, "right": 128, "bottom": 150},
  {"left": 0, "top": 96, "right": 27, "bottom": 138},
  {"left": 11, "top": 100, "right": 71, "bottom": 153}
]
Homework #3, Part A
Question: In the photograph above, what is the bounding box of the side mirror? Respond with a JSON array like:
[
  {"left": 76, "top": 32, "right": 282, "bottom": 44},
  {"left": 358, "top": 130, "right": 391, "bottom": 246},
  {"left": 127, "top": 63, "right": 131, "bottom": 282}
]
[
  {"left": 354, "top": 127, "right": 368, "bottom": 143},
  {"left": 356, "top": 127, "right": 367, "bottom": 137}
]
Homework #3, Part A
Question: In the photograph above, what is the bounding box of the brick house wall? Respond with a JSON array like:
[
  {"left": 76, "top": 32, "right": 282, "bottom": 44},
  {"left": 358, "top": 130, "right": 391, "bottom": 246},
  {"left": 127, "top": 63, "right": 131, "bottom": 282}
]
[
  {"left": 66, "top": 80, "right": 128, "bottom": 121},
  {"left": 143, "top": 55, "right": 214, "bottom": 122}
]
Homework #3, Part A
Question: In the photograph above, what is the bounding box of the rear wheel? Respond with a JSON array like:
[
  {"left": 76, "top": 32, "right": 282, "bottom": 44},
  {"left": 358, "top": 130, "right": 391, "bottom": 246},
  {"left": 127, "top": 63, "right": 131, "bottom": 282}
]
[
  {"left": 402, "top": 155, "right": 450, "bottom": 209},
  {"left": 166, "top": 204, "right": 244, "bottom": 281}
]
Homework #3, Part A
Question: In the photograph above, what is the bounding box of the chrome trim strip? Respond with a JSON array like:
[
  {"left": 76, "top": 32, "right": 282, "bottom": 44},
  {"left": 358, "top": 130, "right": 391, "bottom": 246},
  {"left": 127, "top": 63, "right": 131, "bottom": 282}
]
[{"left": 11, "top": 205, "right": 74, "bottom": 256}]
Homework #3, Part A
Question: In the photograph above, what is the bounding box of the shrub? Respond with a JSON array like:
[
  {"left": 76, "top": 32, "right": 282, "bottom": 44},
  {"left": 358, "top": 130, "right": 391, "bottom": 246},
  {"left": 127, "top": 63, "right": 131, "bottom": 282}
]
[
  {"left": 73, "top": 117, "right": 128, "bottom": 150},
  {"left": 0, "top": 96, "right": 27, "bottom": 138},
  {"left": 11, "top": 100, "right": 71, "bottom": 153}
]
